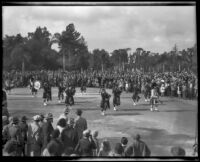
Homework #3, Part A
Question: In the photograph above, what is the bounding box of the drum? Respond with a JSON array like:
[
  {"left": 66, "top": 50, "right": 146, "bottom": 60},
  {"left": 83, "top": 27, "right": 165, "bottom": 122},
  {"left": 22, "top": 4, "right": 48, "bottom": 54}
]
[{"left": 34, "top": 81, "right": 41, "bottom": 90}]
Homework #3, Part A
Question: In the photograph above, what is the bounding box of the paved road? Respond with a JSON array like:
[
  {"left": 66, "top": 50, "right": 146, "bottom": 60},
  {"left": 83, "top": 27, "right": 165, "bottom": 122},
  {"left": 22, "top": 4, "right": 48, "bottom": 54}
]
[{"left": 7, "top": 87, "right": 198, "bottom": 157}]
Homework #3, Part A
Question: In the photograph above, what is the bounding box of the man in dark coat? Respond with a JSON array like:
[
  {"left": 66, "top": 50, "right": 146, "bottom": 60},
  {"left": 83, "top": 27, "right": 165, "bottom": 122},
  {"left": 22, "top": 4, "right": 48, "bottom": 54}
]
[
  {"left": 19, "top": 116, "right": 28, "bottom": 156},
  {"left": 61, "top": 118, "right": 79, "bottom": 154},
  {"left": 74, "top": 109, "right": 87, "bottom": 140},
  {"left": 112, "top": 85, "right": 122, "bottom": 111},
  {"left": 2, "top": 89, "right": 9, "bottom": 117},
  {"left": 41, "top": 113, "right": 54, "bottom": 152},
  {"left": 74, "top": 129, "right": 96, "bottom": 156},
  {"left": 8, "top": 116, "right": 23, "bottom": 156},
  {"left": 125, "top": 134, "right": 151, "bottom": 157}
]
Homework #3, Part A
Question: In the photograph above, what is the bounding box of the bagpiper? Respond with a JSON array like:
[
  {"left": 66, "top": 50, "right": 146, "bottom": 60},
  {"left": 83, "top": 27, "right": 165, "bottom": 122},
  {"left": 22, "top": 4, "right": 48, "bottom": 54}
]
[
  {"left": 132, "top": 84, "right": 140, "bottom": 106},
  {"left": 65, "top": 85, "right": 76, "bottom": 109},
  {"left": 58, "top": 81, "right": 65, "bottom": 103},
  {"left": 150, "top": 85, "right": 159, "bottom": 112},
  {"left": 100, "top": 88, "right": 111, "bottom": 116},
  {"left": 80, "top": 78, "right": 87, "bottom": 94},
  {"left": 43, "top": 81, "right": 52, "bottom": 106},
  {"left": 112, "top": 85, "right": 122, "bottom": 111}
]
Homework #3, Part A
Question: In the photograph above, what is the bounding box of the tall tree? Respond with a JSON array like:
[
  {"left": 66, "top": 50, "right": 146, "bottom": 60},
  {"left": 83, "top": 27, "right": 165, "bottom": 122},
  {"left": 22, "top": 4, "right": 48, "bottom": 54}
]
[{"left": 52, "top": 23, "right": 86, "bottom": 71}]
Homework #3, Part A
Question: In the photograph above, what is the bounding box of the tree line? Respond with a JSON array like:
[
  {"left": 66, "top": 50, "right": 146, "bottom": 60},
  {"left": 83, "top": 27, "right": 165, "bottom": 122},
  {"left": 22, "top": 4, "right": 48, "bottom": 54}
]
[{"left": 3, "top": 23, "right": 197, "bottom": 74}]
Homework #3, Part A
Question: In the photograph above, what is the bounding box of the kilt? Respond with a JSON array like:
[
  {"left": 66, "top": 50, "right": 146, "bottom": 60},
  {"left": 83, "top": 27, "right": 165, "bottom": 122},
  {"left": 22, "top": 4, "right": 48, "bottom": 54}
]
[
  {"left": 100, "top": 100, "right": 110, "bottom": 111},
  {"left": 32, "top": 87, "right": 37, "bottom": 93},
  {"left": 132, "top": 93, "right": 139, "bottom": 100},
  {"left": 81, "top": 86, "right": 86, "bottom": 92},
  {"left": 113, "top": 96, "right": 120, "bottom": 106},
  {"left": 43, "top": 91, "right": 51, "bottom": 100},
  {"left": 150, "top": 97, "right": 158, "bottom": 105},
  {"left": 65, "top": 96, "right": 74, "bottom": 106}
]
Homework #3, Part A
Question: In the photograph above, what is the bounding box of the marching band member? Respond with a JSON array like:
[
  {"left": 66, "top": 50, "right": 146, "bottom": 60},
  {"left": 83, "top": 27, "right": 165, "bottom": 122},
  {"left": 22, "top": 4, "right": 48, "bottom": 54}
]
[
  {"left": 150, "top": 85, "right": 159, "bottom": 112},
  {"left": 112, "top": 85, "right": 122, "bottom": 111},
  {"left": 100, "top": 88, "right": 111, "bottom": 116},
  {"left": 43, "top": 81, "right": 51, "bottom": 106},
  {"left": 58, "top": 81, "right": 65, "bottom": 103},
  {"left": 144, "top": 82, "right": 151, "bottom": 102},
  {"left": 132, "top": 84, "right": 140, "bottom": 106},
  {"left": 65, "top": 85, "right": 75, "bottom": 109},
  {"left": 80, "top": 78, "right": 87, "bottom": 95}
]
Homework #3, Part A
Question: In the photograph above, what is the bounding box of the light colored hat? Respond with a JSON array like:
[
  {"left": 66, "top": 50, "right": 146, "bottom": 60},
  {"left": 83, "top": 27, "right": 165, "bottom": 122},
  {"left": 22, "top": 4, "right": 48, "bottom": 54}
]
[
  {"left": 45, "top": 113, "right": 53, "bottom": 119},
  {"left": 68, "top": 118, "right": 75, "bottom": 125},
  {"left": 2, "top": 116, "right": 8, "bottom": 123},
  {"left": 33, "top": 115, "right": 41, "bottom": 121},
  {"left": 83, "top": 129, "right": 91, "bottom": 137},
  {"left": 64, "top": 107, "right": 69, "bottom": 114},
  {"left": 92, "top": 130, "right": 98, "bottom": 137}
]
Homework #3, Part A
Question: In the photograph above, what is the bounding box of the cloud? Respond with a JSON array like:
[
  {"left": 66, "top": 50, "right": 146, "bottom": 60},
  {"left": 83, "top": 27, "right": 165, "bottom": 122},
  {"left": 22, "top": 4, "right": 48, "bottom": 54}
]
[{"left": 2, "top": 6, "right": 196, "bottom": 53}]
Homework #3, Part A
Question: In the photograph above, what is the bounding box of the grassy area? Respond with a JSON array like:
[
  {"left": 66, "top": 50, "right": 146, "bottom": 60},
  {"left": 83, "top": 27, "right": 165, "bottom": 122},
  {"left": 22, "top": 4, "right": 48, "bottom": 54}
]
[{"left": 7, "top": 87, "right": 197, "bottom": 156}]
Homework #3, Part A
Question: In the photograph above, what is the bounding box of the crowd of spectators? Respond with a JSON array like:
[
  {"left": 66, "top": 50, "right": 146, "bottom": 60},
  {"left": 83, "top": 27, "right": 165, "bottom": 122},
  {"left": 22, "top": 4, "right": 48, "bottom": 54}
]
[
  {"left": 3, "top": 69, "right": 198, "bottom": 100},
  {"left": 2, "top": 107, "right": 188, "bottom": 157}
]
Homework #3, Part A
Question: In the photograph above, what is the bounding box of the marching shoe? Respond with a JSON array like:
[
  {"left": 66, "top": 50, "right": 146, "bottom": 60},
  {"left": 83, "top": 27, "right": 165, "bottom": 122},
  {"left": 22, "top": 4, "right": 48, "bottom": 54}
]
[
  {"left": 44, "top": 102, "right": 47, "bottom": 106},
  {"left": 133, "top": 102, "right": 136, "bottom": 106},
  {"left": 145, "top": 99, "right": 147, "bottom": 102},
  {"left": 150, "top": 107, "right": 153, "bottom": 111},
  {"left": 114, "top": 107, "right": 116, "bottom": 111},
  {"left": 154, "top": 108, "right": 159, "bottom": 111},
  {"left": 58, "top": 100, "right": 61, "bottom": 103}
]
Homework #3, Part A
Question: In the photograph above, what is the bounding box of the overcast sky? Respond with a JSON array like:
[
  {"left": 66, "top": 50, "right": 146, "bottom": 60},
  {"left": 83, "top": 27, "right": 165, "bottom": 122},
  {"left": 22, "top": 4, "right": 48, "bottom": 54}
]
[{"left": 3, "top": 6, "right": 196, "bottom": 53}]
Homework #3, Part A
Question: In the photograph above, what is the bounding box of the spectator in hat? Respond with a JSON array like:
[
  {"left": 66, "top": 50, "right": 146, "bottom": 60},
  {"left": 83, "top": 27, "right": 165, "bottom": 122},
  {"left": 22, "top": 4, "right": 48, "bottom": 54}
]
[
  {"left": 57, "top": 118, "right": 67, "bottom": 134},
  {"left": 98, "top": 139, "right": 113, "bottom": 156},
  {"left": 41, "top": 113, "right": 54, "bottom": 152},
  {"left": 2, "top": 116, "right": 8, "bottom": 127},
  {"left": 74, "top": 109, "right": 87, "bottom": 140},
  {"left": 27, "top": 115, "right": 43, "bottom": 156},
  {"left": 57, "top": 107, "right": 70, "bottom": 124},
  {"left": 19, "top": 116, "right": 28, "bottom": 156},
  {"left": 120, "top": 137, "right": 128, "bottom": 156},
  {"left": 2, "top": 116, "right": 9, "bottom": 147},
  {"left": 8, "top": 116, "right": 23, "bottom": 156},
  {"left": 125, "top": 134, "right": 151, "bottom": 157},
  {"left": 171, "top": 146, "right": 186, "bottom": 156},
  {"left": 112, "top": 143, "right": 124, "bottom": 157},
  {"left": 74, "top": 129, "right": 96, "bottom": 156},
  {"left": 8, "top": 116, "right": 13, "bottom": 127},
  {"left": 92, "top": 130, "right": 100, "bottom": 156},
  {"left": 3, "top": 140, "right": 18, "bottom": 156},
  {"left": 42, "top": 129, "right": 63, "bottom": 156},
  {"left": 61, "top": 118, "right": 79, "bottom": 154},
  {"left": 38, "top": 114, "right": 45, "bottom": 128}
]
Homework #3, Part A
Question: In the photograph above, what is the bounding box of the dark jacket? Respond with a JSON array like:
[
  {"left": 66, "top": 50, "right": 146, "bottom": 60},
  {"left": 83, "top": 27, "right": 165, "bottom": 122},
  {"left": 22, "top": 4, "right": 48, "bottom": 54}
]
[
  {"left": 74, "top": 117, "right": 87, "bottom": 139},
  {"left": 74, "top": 137, "right": 96, "bottom": 156},
  {"left": 42, "top": 121, "right": 54, "bottom": 150},
  {"left": 61, "top": 126, "right": 79, "bottom": 151},
  {"left": 46, "top": 138, "right": 63, "bottom": 156},
  {"left": 125, "top": 140, "right": 151, "bottom": 157}
]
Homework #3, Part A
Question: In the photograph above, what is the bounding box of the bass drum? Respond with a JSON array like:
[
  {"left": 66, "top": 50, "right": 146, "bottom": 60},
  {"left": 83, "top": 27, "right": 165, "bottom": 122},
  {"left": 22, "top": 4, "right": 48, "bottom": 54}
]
[{"left": 34, "top": 81, "right": 41, "bottom": 90}]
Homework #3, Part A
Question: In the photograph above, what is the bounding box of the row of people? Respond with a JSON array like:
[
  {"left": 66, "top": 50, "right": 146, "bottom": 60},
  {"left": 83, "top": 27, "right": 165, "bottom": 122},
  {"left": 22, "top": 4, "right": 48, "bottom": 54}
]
[
  {"left": 2, "top": 109, "right": 188, "bottom": 157},
  {"left": 3, "top": 70, "right": 198, "bottom": 100}
]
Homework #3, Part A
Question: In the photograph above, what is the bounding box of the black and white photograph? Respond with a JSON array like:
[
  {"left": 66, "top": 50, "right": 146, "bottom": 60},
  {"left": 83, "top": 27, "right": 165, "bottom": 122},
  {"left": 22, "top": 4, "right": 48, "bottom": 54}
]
[{"left": 2, "top": 1, "right": 198, "bottom": 160}]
